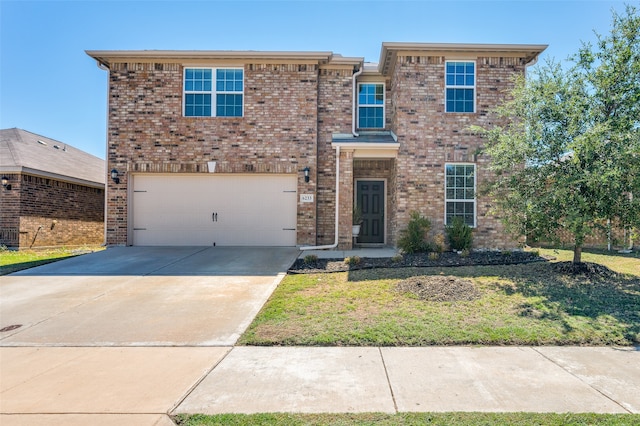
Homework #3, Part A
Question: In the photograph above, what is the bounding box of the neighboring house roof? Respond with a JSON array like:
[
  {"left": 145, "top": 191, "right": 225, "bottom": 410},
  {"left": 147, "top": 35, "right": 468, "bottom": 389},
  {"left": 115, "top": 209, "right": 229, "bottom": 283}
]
[{"left": 0, "top": 128, "right": 105, "bottom": 188}]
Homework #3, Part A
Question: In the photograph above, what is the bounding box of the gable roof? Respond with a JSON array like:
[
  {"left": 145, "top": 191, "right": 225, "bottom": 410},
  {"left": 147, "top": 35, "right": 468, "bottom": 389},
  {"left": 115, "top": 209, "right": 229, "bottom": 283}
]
[{"left": 0, "top": 128, "right": 105, "bottom": 187}]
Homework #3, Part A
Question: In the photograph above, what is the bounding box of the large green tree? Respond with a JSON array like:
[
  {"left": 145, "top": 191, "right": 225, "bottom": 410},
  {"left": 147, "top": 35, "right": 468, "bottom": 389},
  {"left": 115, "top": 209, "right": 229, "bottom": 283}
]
[{"left": 475, "top": 5, "right": 640, "bottom": 263}]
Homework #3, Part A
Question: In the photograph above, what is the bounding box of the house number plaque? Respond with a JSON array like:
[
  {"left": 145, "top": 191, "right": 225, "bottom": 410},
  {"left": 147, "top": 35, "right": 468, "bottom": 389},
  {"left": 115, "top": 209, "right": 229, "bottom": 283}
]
[{"left": 300, "top": 194, "right": 314, "bottom": 203}]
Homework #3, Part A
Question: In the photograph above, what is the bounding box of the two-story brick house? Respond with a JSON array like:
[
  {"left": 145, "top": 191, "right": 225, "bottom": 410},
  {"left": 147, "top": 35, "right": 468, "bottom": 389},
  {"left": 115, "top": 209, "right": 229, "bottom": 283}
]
[{"left": 87, "top": 42, "right": 546, "bottom": 250}]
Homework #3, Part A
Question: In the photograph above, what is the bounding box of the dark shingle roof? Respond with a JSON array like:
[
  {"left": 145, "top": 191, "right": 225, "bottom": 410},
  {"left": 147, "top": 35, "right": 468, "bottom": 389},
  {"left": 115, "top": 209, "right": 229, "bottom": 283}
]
[{"left": 0, "top": 128, "right": 105, "bottom": 187}]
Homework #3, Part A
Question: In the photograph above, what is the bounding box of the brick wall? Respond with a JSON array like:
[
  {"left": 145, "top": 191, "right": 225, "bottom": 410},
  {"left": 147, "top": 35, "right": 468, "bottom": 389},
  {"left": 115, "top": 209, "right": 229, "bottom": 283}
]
[
  {"left": 106, "top": 61, "right": 321, "bottom": 245},
  {"left": 0, "top": 173, "right": 21, "bottom": 247},
  {"left": 390, "top": 55, "right": 526, "bottom": 249},
  {"left": 316, "top": 67, "right": 354, "bottom": 245},
  {"left": 0, "top": 173, "right": 104, "bottom": 249}
]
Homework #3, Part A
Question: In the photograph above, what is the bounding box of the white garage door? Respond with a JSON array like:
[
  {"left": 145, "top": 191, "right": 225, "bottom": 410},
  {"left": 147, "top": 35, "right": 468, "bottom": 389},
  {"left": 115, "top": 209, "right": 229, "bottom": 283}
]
[{"left": 131, "top": 174, "right": 297, "bottom": 246}]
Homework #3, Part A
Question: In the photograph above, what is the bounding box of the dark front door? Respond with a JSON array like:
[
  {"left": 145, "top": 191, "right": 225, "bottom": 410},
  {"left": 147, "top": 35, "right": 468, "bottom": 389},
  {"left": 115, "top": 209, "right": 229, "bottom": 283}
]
[{"left": 356, "top": 180, "right": 385, "bottom": 244}]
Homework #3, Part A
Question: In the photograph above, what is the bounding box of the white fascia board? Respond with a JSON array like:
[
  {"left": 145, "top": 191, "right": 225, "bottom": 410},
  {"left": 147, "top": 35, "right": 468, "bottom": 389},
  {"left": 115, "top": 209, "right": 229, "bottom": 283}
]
[{"left": 330, "top": 142, "right": 399, "bottom": 158}]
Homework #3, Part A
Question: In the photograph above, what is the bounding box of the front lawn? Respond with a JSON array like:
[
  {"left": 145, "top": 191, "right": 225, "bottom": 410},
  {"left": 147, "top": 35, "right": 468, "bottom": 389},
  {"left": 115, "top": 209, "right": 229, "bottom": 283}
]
[{"left": 239, "top": 249, "right": 640, "bottom": 346}]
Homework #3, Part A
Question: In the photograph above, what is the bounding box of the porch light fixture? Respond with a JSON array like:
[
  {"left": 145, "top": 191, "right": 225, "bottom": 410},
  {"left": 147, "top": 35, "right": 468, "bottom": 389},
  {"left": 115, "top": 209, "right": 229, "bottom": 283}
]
[
  {"left": 1, "top": 176, "right": 10, "bottom": 190},
  {"left": 303, "top": 166, "right": 310, "bottom": 183},
  {"left": 110, "top": 169, "right": 120, "bottom": 184}
]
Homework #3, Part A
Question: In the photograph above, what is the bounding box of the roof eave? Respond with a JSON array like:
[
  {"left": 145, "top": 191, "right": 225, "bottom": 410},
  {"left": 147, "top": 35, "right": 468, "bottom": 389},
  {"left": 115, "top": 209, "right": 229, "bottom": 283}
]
[
  {"left": 379, "top": 42, "right": 548, "bottom": 74},
  {"left": 86, "top": 50, "right": 338, "bottom": 68},
  {"left": 0, "top": 166, "right": 105, "bottom": 188}
]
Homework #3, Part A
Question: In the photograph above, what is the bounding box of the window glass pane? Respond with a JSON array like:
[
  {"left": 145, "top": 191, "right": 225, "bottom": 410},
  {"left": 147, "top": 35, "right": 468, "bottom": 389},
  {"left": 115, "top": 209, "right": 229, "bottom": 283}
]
[
  {"left": 358, "top": 106, "right": 384, "bottom": 128},
  {"left": 216, "top": 94, "right": 243, "bottom": 117},
  {"left": 185, "top": 94, "right": 211, "bottom": 117},
  {"left": 445, "top": 164, "right": 476, "bottom": 226},
  {"left": 359, "top": 84, "right": 383, "bottom": 106},
  {"left": 185, "top": 68, "right": 212, "bottom": 93}
]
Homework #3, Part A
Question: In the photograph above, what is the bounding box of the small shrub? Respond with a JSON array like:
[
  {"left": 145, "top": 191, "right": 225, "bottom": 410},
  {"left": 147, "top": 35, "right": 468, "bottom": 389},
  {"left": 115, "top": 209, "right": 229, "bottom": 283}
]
[
  {"left": 445, "top": 217, "right": 473, "bottom": 251},
  {"left": 398, "top": 211, "right": 432, "bottom": 254},
  {"left": 501, "top": 250, "right": 512, "bottom": 257},
  {"left": 460, "top": 248, "right": 471, "bottom": 258},
  {"left": 428, "top": 252, "right": 440, "bottom": 260},
  {"left": 391, "top": 254, "right": 403, "bottom": 263},
  {"left": 344, "top": 256, "right": 361, "bottom": 266},
  {"left": 303, "top": 254, "right": 318, "bottom": 264},
  {"left": 433, "top": 233, "right": 445, "bottom": 253}
]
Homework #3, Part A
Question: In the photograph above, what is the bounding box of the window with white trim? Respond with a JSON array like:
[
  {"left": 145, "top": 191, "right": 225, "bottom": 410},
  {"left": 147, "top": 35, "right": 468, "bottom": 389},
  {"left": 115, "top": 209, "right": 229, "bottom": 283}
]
[
  {"left": 184, "top": 68, "right": 243, "bottom": 117},
  {"left": 445, "top": 163, "right": 476, "bottom": 227},
  {"left": 358, "top": 83, "right": 384, "bottom": 128},
  {"left": 445, "top": 61, "right": 475, "bottom": 113}
]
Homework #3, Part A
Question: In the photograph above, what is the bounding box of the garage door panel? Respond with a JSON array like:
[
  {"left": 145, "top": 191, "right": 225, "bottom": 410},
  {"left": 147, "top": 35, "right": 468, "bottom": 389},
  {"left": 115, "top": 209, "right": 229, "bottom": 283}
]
[{"left": 132, "top": 174, "right": 297, "bottom": 246}]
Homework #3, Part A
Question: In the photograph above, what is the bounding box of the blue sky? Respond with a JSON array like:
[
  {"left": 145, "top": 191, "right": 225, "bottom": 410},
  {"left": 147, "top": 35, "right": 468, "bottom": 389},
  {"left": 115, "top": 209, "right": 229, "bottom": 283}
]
[{"left": 0, "top": 0, "right": 630, "bottom": 159}]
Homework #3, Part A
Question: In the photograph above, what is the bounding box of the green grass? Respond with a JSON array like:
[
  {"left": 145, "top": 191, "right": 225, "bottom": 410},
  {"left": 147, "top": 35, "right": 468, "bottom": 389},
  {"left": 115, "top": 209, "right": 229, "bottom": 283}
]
[
  {"left": 0, "top": 246, "right": 104, "bottom": 275},
  {"left": 239, "top": 250, "right": 640, "bottom": 346},
  {"left": 174, "top": 412, "right": 640, "bottom": 426}
]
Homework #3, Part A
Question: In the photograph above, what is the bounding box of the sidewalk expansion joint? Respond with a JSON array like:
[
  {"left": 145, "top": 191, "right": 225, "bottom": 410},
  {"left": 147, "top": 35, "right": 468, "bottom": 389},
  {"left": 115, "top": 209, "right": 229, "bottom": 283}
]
[
  {"left": 530, "top": 347, "right": 633, "bottom": 414},
  {"left": 167, "top": 346, "right": 233, "bottom": 414},
  {"left": 378, "top": 347, "right": 398, "bottom": 413}
]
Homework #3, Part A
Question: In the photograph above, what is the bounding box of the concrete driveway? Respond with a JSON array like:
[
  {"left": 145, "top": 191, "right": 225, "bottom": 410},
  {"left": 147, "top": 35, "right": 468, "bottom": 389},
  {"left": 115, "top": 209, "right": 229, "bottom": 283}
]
[
  {"left": 0, "top": 246, "right": 298, "bottom": 346},
  {"left": 0, "top": 246, "right": 297, "bottom": 425}
]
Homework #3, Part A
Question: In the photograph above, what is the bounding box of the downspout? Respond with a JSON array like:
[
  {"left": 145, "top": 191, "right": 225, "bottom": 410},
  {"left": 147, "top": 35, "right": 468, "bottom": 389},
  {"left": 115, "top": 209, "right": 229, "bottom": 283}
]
[
  {"left": 352, "top": 66, "right": 364, "bottom": 137},
  {"left": 524, "top": 54, "right": 539, "bottom": 77},
  {"left": 300, "top": 145, "right": 340, "bottom": 250},
  {"left": 301, "top": 64, "right": 361, "bottom": 251},
  {"left": 96, "top": 60, "right": 110, "bottom": 247}
]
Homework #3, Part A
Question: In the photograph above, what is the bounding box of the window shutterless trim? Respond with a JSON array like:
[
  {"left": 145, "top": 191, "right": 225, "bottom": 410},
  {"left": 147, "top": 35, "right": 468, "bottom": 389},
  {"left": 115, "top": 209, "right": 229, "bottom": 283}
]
[
  {"left": 183, "top": 67, "right": 244, "bottom": 117},
  {"left": 357, "top": 82, "right": 385, "bottom": 129},
  {"left": 444, "top": 60, "right": 476, "bottom": 113},
  {"left": 444, "top": 162, "right": 477, "bottom": 228}
]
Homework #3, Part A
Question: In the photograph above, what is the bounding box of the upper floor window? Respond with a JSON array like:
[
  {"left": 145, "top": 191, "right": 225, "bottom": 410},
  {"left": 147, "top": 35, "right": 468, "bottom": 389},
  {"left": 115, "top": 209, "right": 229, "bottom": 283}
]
[
  {"left": 358, "top": 83, "right": 384, "bottom": 128},
  {"left": 184, "top": 68, "right": 243, "bottom": 117},
  {"left": 445, "top": 163, "right": 476, "bottom": 227},
  {"left": 445, "top": 61, "right": 475, "bottom": 113}
]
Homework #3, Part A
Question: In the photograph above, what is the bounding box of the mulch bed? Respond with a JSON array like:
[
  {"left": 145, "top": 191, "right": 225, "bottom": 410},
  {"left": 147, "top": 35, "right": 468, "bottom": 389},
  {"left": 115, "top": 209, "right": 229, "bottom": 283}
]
[
  {"left": 396, "top": 275, "right": 482, "bottom": 302},
  {"left": 290, "top": 250, "right": 548, "bottom": 274}
]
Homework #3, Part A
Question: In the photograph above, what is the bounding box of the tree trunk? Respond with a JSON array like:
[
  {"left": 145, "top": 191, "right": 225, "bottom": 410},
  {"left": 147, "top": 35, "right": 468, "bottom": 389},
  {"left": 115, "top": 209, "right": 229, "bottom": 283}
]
[{"left": 573, "top": 244, "right": 582, "bottom": 264}]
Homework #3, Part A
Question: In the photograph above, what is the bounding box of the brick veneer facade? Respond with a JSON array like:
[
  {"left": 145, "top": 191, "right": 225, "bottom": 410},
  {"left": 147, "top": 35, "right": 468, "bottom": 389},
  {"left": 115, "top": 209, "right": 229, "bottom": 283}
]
[
  {"left": 389, "top": 55, "right": 526, "bottom": 248},
  {"left": 0, "top": 173, "right": 104, "bottom": 249},
  {"left": 91, "top": 44, "right": 547, "bottom": 250}
]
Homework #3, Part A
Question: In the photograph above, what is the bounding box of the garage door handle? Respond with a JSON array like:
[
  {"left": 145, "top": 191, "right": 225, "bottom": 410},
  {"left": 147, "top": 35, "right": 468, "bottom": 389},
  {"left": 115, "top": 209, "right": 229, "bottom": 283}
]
[{"left": 212, "top": 212, "right": 218, "bottom": 222}]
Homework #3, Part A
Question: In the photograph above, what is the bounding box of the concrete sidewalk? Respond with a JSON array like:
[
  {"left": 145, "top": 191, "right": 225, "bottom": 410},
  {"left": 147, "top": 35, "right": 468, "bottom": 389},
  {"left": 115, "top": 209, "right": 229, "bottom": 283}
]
[
  {"left": 174, "top": 345, "right": 639, "bottom": 415},
  {"left": 2, "top": 346, "right": 639, "bottom": 425}
]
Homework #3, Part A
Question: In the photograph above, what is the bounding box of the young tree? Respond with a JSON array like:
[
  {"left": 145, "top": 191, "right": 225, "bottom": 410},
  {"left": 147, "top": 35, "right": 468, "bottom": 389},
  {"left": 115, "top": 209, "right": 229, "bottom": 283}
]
[{"left": 474, "top": 5, "right": 640, "bottom": 264}]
